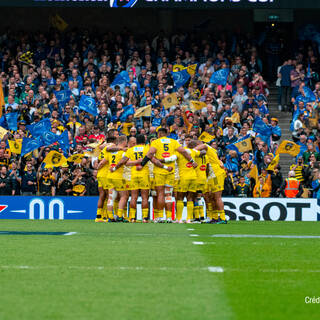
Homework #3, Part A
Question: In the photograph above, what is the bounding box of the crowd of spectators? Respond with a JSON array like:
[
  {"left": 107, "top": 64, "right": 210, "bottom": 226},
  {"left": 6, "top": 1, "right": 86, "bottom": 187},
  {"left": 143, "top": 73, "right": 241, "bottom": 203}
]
[{"left": 0, "top": 27, "right": 318, "bottom": 198}]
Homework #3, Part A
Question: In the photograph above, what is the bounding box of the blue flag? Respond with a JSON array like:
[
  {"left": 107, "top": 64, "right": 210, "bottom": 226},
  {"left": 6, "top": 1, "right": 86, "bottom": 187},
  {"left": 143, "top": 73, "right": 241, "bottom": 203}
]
[
  {"left": 40, "top": 131, "right": 61, "bottom": 146},
  {"left": 303, "top": 86, "right": 316, "bottom": 102},
  {"left": 253, "top": 117, "right": 272, "bottom": 136},
  {"left": 171, "top": 69, "right": 190, "bottom": 88},
  {"left": 120, "top": 105, "right": 135, "bottom": 122},
  {"left": 5, "top": 113, "right": 19, "bottom": 131},
  {"left": 21, "top": 137, "right": 44, "bottom": 156},
  {"left": 58, "top": 130, "right": 70, "bottom": 155},
  {"left": 27, "top": 118, "right": 52, "bottom": 137},
  {"left": 54, "top": 90, "right": 72, "bottom": 108},
  {"left": 79, "top": 95, "right": 98, "bottom": 117},
  {"left": 290, "top": 109, "right": 300, "bottom": 131},
  {"left": 210, "top": 68, "right": 230, "bottom": 85},
  {"left": 112, "top": 71, "right": 130, "bottom": 86},
  {"left": 0, "top": 115, "right": 7, "bottom": 129}
]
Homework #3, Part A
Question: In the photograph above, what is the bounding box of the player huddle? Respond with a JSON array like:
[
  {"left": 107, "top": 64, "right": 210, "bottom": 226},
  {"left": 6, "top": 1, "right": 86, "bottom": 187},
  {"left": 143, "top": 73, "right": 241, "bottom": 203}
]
[{"left": 95, "top": 128, "right": 227, "bottom": 224}]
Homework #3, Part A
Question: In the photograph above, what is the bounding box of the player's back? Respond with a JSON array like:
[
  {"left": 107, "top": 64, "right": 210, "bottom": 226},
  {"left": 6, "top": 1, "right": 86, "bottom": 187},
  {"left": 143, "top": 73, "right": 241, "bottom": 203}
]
[
  {"left": 177, "top": 148, "right": 198, "bottom": 180},
  {"left": 151, "top": 137, "right": 181, "bottom": 175},
  {"left": 126, "top": 144, "right": 150, "bottom": 177},
  {"left": 108, "top": 150, "right": 125, "bottom": 179}
]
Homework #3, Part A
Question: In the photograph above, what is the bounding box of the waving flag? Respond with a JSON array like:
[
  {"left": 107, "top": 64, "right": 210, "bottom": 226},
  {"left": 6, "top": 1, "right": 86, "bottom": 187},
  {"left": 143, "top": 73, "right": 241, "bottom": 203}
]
[
  {"left": 190, "top": 100, "right": 207, "bottom": 111},
  {"left": 58, "top": 130, "right": 70, "bottom": 155},
  {"left": 79, "top": 95, "right": 98, "bottom": 117},
  {"left": 199, "top": 132, "right": 215, "bottom": 143},
  {"left": 134, "top": 105, "right": 152, "bottom": 118},
  {"left": 171, "top": 69, "right": 190, "bottom": 88},
  {"left": 290, "top": 110, "right": 300, "bottom": 131},
  {"left": 120, "top": 105, "right": 135, "bottom": 122},
  {"left": 276, "top": 140, "right": 300, "bottom": 157},
  {"left": 249, "top": 165, "right": 258, "bottom": 185},
  {"left": 226, "top": 135, "right": 252, "bottom": 154},
  {"left": 186, "top": 64, "right": 198, "bottom": 76},
  {"left": 0, "top": 126, "right": 8, "bottom": 139},
  {"left": 267, "top": 154, "right": 280, "bottom": 171},
  {"left": 253, "top": 117, "right": 272, "bottom": 136},
  {"left": 43, "top": 151, "right": 67, "bottom": 167},
  {"left": 21, "top": 137, "right": 44, "bottom": 156},
  {"left": 67, "top": 154, "right": 84, "bottom": 164},
  {"left": 112, "top": 71, "right": 130, "bottom": 86},
  {"left": 8, "top": 139, "right": 22, "bottom": 154},
  {"left": 27, "top": 118, "right": 52, "bottom": 137},
  {"left": 54, "top": 89, "right": 72, "bottom": 108},
  {"left": 41, "top": 131, "right": 61, "bottom": 146},
  {"left": 5, "top": 113, "right": 19, "bottom": 131},
  {"left": 162, "top": 92, "right": 179, "bottom": 110},
  {"left": 210, "top": 68, "right": 229, "bottom": 86}
]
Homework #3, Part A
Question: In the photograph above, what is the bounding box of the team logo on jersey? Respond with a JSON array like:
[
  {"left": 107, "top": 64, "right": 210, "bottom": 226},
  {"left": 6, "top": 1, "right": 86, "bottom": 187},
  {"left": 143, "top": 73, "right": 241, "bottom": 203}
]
[
  {"left": 200, "top": 165, "right": 206, "bottom": 171},
  {"left": 110, "top": 0, "right": 138, "bottom": 8},
  {"left": 186, "top": 162, "right": 193, "bottom": 168},
  {"left": 162, "top": 152, "right": 170, "bottom": 158},
  {"left": 110, "top": 164, "right": 116, "bottom": 168}
]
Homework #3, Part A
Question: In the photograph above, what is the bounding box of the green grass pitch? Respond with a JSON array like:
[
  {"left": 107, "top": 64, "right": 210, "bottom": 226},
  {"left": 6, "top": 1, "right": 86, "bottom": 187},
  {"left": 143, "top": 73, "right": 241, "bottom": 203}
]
[{"left": 0, "top": 220, "right": 319, "bottom": 320}]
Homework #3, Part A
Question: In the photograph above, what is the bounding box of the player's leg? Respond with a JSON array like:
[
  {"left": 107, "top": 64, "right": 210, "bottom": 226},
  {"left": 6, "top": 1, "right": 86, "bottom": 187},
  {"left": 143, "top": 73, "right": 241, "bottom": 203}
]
[
  {"left": 213, "top": 190, "right": 227, "bottom": 224},
  {"left": 141, "top": 189, "right": 150, "bottom": 222},
  {"left": 95, "top": 186, "right": 106, "bottom": 222},
  {"left": 164, "top": 174, "right": 175, "bottom": 223},
  {"left": 118, "top": 189, "right": 129, "bottom": 221},
  {"left": 155, "top": 185, "right": 165, "bottom": 222},
  {"left": 176, "top": 191, "right": 185, "bottom": 223},
  {"left": 186, "top": 191, "right": 194, "bottom": 223},
  {"left": 129, "top": 189, "right": 139, "bottom": 222},
  {"left": 107, "top": 188, "right": 117, "bottom": 222}
]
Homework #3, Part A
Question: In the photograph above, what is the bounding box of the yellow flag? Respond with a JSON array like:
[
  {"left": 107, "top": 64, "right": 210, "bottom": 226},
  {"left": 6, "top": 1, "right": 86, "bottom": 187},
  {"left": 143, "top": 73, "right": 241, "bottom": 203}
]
[
  {"left": 190, "top": 100, "right": 207, "bottom": 111},
  {"left": 43, "top": 151, "right": 67, "bottom": 167},
  {"left": 235, "top": 137, "right": 252, "bottom": 153},
  {"left": 267, "top": 154, "right": 280, "bottom": 171},
  {"left": 134, "top": 105, "right": 152, "bottom": 118},
  {"left": 186, "top": 64, "right": 197, "bottom": 76},
  {"left": 249, "top": 165, "right": 258, "bottom": 185},
  {"left": 8, "top": 139, "right": 22, "bottom": 154},
  {"left": 173, "top": 64, "right": 185, "bottom": 72},
  {"left": 67, "top": 154, "right": 84, "bottom": 164},
  {"left": 276, "top": 140, "right": 300, "bottom": 157},
  {"left": 199, "top": 132, "right": 215, "bottom": 143},
  {"left": 162, "top": 93, "right": 178, "bottom": 110},
  {"left": 230, "top": 112, "right": 240, "bottom": 124},
  {"left": 50, "top": 14, "right": 68, "bottom": 32},
  {"left": 0, "top": 79, "right": 4, "bottom": 118},
  {"left": 0, "top": 126, "right": 8, "bottom": 139}
]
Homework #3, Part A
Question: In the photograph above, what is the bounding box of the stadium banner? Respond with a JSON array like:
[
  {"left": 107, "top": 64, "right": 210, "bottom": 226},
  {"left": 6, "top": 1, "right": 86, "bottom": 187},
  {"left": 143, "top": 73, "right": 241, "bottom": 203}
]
[
  {"left": 2, "top": 0, "right": 320, "bottom": 9},
  {"left": 0, "top": 197, "right": 319, "bottom": 221}
]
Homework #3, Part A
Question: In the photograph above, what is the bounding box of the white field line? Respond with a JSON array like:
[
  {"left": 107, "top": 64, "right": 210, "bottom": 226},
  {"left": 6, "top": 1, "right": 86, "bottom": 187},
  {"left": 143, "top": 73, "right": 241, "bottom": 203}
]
[
  {"left": 189, "top": 234, "right": 199, "bottom": 237},
  {"left": 63, "top": 232, "right": 77, "bottom": 236},
  {"left": 0, "top": 265, "right": 224, "bottom": 272},
  {"left": 187, "top": 228, "right": 195, "bottom": 231},
  {"left": 208, "top": 267, "right": 224, "bottom": 273},
  {"left": 211, "top": 234, "right": 320, "bottom": 239},
  {"left": 193, "top": 241, "right": 204, "bottom": 245}
]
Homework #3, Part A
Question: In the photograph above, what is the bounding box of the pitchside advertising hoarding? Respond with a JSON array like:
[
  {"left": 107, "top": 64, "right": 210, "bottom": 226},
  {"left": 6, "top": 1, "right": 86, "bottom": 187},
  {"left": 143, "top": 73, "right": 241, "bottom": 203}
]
[
  {"left": 0, "top": 0, "right": 320, "bottom": 9},
  {"left": 0, "top": 196, "right": 318, "bottom": 221}
]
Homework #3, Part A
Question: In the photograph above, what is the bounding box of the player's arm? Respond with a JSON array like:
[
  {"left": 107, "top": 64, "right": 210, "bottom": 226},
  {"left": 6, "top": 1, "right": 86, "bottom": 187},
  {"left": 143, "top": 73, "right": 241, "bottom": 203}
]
[
  {"left": 159, "top": 154, "right": 177, "bottom": 163},
  {"left": 195, "top": 143, "right": 208, "bottom": 152},
  {"left": 106, "top": 145, "right": 123, "bottom": 152},
  {"left": 177, "top": 146, "right": 198, "bottom": 168},
  {"left": 151, "top": 157, "right": 173, "bottom": 172},
  {"left": 141, "top": 146, "right": 157, "bottom": 167},
  {"left": 111, "top": 156, "right": 129, "bottom": 172},
  {"left": 97, "top": 158, "right": 107, "bottom": 170}
]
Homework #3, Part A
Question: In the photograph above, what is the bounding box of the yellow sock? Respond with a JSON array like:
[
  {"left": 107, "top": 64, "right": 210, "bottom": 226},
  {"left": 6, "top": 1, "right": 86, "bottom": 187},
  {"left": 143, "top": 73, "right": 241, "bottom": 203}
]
[
  {"left": 96, "top": 208, "right": 103, "bottom": 218},
  {"left": 113, "top": 200, "right": 119, "bottom": 216},
  {"left": 107, "top": 210, "right": 114, "bottom": 220},
  {"left": 219, "top": 210, "right": 226, "bottom": 221},
  {"left": 199, "top": 206, "right": 204, "bottom": 218},
  {"left": 129, "top": 208, "right": 136, "bottom": 220},
  {"left": 142, "top": 208, "right": 149, "bottom": 219},
  {"left": 166, "top": 209, "right": 172, "bottom": 220},
  {"left": 118, "top": 209, "right": 124, "bottom": 218},
  {"left": 102, "top": 201, "right": 108, "bottom": 218},
  {"left": 154, "top": 209, "right": 159, "bottom": 219},
  {"left": 187, "top": 201, "right": 194, "bottom": 220},
  {"left": 212, "top": 210, "right": 219, "bottom": 220},
  {"left": 123, "top": 206, "right": 128, "bottom": 219},
  {"left": 207, "top": 203, "right": 213, "bottom": 219},
  {"left": 176, "top": 200, "right": 184, "bottom": 220},
  {"left": 193, "top": 206, "right": 200, "bottom": 219}
]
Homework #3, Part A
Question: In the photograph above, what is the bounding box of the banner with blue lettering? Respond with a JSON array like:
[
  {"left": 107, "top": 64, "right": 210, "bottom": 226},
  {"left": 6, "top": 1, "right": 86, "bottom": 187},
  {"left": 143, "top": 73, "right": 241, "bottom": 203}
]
[{"left": 0, "top": 197, "right": 318, "bottom": 221}]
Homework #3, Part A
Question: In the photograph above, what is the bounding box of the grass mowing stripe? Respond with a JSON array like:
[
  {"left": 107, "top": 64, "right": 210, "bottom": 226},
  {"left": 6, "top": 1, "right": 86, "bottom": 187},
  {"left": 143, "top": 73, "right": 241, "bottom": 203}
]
[{"left": 211, "top": 234, "right": 320, "bottom": 239}]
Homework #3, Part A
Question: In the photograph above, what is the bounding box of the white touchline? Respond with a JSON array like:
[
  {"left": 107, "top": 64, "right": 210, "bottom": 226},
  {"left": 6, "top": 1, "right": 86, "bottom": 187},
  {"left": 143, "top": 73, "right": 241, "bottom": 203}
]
[
  {"left": 211, "top": 234, "right": 320, "bottom": 239},
  {"left": 64, "top": 232, "right": 77, "bottom": 236},
  {"left": 187, "top": 228, "right": 195, "bottom": 231},
  {"left": 208, "top": 267, "right": 224, "bottom": 273},
  {"left": 189, "top": 234, "right": 199, "bottom": 237},
  {"left": 193, "top": 241, "right": 204, "bottom": 245}
]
